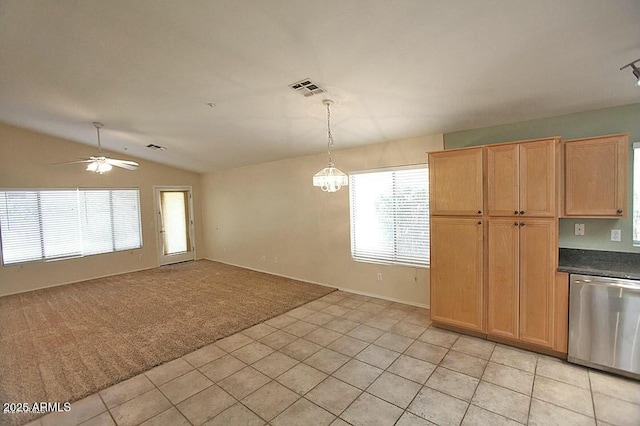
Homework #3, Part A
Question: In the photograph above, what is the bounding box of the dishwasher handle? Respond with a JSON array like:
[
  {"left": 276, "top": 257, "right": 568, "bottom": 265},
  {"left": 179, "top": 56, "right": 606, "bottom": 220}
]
[{"left": 574, "top": 280, "right": 640, "bottom": 291}]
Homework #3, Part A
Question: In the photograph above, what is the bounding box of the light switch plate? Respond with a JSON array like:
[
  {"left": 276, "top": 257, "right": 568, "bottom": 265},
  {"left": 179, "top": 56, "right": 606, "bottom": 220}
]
[
  {"left": 575, "top": 224, "right": 585, "bottom": 236},
  {"left": 611, "top": 229, "right": 621, "bottom": 242}
]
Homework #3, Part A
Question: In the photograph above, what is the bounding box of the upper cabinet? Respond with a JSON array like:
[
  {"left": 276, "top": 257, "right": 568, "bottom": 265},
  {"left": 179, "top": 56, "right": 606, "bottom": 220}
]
[
  {"left": 563, "top": 134, "right": 629, "bottom": 217},
  {"left": 429, "top": 147, "right": 483, "bottom": 216},
  {"left": 486, "top": 139, "right": 558, "bottom": 217}
]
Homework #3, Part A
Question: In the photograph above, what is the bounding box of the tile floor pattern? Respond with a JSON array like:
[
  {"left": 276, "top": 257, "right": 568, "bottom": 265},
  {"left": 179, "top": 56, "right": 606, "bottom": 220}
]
[{"left": 23, "top": 290, "right": 640, "bottom": 426}]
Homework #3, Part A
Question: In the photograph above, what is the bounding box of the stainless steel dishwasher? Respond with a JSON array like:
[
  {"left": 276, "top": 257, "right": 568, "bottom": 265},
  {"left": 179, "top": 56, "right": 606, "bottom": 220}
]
[{"left": 569, "top": 274, "right": 640, "bottom": 379}]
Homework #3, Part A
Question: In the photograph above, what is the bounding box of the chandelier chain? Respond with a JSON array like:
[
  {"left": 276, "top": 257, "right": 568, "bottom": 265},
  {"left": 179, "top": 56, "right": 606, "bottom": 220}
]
[{"left": 326, "top": 102, "right": 334, "bottom": 164}]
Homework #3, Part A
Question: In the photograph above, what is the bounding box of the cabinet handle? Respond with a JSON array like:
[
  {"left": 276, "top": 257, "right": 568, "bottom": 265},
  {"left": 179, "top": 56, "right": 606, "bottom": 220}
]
[
  {"left": 477, "top": 210, "right": 482, "bottom": 214},
  {"left": 478, "top": 221, "right": 482, "bottom": 225},
  {"left": 514, "top": 210, "right": 519, "bottom": 215},
  {"left": 514, "top": 222, "right": 519, "bottom": 226},
  {"left": 617, "top": 209, "right": 623, "bottom": 214},
  {"left": 519, "top": 210, "right": 525, "bottom": 215},
  {"left": 520, "top": 222, "right": 526, "bottom": 226}
]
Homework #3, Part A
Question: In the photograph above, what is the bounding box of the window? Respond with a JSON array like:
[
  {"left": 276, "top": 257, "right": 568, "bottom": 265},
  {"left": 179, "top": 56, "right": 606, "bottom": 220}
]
[
  {"left": 349, "top": 166, "right": 429, "bottom": 267},
  {"left": 634, "top": 142, "right": 640, "bottom": 246},
  {"left": 0, "top": 188, "right": 142, "bottom": 265}
]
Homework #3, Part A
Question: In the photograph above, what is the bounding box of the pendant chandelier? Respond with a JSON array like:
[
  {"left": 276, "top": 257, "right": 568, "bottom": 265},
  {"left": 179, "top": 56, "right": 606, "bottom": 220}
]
[{"left": 313, "top": 99, "right": 348, "bottom": 193}]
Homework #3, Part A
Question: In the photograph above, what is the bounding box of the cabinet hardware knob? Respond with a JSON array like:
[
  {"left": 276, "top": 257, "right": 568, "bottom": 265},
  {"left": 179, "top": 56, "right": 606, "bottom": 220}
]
[
  {"left": 514, "top": 222, "right": 519, "bottom": 226},
  {"left": 617, "top": 209, "right": 623, "bottom": 214},
  {"left": 514, "top": 210, "right": 519, "bottom": 215},
  {"left": 519, "top": 210, "right": 525, "bottom": 215},
  {"left": 477, "top": 210, "right": 482, "bottom": 214},
  {"left": 520, "top": 222, "right": 526, "bottom": 226},
  {"left": 478, "top": 221, "right": 482, "bottom": 225}
]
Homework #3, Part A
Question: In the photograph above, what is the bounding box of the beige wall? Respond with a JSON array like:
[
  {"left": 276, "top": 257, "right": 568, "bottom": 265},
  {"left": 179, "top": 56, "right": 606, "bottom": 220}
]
[
  {"left": 0, "top": 122, "right": 204, "bottom": 296},
  {"left": 202, "top": 134, "right": 443, "bottom": 307}
]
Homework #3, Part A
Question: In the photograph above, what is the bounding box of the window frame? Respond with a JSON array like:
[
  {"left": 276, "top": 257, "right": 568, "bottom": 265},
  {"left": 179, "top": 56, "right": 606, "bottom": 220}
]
[
  {"left": 633, "top": 142, "right": 640, "bottom": 247},
  {"left": 349, "top": 164, "right": 430, "bottom": 268},
  {"left": 0, "top": 187, "right": 143, "bottom": 266}
]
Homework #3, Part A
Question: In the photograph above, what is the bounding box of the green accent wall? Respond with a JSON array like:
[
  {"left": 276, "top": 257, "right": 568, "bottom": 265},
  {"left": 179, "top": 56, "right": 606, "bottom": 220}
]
[{"left": 444, "top": 103, "right": 640, "bottom": 253}]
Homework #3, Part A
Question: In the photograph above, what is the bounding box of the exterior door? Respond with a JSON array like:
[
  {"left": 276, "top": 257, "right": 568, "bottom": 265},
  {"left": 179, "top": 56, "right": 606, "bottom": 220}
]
[{"left": 154, "top": 187, "right": 195, "bottom": 265}]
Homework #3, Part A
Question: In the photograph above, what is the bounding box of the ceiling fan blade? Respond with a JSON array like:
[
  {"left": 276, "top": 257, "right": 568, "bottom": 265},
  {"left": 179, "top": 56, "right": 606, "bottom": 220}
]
[
  {"left": 52, "top": 158, "right": 94, "bottom": 165},
  {"left": 106, "top": 158, "right": 139, "bottom": 170}
]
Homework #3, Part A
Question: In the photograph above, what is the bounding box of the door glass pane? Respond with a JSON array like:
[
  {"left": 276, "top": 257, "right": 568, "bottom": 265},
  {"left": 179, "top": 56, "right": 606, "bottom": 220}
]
[{"left": 160, "top": 191, "right": 190, "bottom": 255}]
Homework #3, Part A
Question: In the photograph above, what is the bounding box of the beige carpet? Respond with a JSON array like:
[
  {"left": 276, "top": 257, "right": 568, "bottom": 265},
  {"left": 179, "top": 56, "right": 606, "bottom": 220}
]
[{"left": 0, "top": 260, "right": 334, "bottom": 424}]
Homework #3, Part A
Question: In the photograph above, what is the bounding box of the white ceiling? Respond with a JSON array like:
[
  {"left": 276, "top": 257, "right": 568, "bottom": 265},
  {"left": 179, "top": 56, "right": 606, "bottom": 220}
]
[{"left": 1, "top": 0, "right": 639, "bottom": 173}]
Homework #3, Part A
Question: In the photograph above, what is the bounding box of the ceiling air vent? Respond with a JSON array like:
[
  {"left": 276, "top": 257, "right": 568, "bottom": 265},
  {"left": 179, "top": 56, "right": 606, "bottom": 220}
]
[
  {"left": 146, "top": 144, "right": 166, "bottom": 151},
  {"left": 289, "top": 78, "right": 325, "bottom": 97}
]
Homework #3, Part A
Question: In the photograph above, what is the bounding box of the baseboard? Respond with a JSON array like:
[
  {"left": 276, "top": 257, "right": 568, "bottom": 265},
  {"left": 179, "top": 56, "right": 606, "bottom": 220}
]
[
  {"left": 0, "top": 265, "right": 157, "bottom": 297},
  {"left": 204, "top": 257, "right": 430, "bottom": 310}
]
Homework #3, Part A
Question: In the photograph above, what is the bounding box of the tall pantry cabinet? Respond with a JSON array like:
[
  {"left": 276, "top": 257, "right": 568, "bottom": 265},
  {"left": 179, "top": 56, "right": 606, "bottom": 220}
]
[
  {"left": 429, "top": 147, "right": 485, "bottom": 332},
  {"left": 429, "top": 137, "right": 565, "bottom": 353}
]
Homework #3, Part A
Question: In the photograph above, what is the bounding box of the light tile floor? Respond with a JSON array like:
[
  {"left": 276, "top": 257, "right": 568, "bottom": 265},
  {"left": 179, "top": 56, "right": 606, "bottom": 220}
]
[{"left": 23, "top": 290, "right": 640, "bottom": 426}]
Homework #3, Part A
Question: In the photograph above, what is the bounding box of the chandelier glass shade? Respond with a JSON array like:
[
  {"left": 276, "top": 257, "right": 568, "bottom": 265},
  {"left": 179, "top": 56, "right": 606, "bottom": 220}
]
[{"left": 313, "top": 99, "right": 348, "bottom": 193}]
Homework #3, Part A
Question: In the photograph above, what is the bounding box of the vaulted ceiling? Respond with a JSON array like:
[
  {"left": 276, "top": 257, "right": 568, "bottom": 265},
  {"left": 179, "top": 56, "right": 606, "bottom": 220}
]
[{"left": 1, "top": 0, "right": 639, "bottom": 173}]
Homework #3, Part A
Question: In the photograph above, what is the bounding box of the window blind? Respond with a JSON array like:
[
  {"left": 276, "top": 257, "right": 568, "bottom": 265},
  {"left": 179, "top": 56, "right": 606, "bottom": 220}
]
[
  {"left": 0, "top": 188, "right": 142, "bottom": 265},
  {"left": 349, "top": 166, "right": 429, "bottom": 267}
]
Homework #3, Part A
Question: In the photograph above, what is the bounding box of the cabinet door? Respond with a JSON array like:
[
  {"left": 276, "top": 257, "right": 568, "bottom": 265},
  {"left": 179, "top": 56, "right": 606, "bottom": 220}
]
[
  {"left": 429, "top": 148, "right": 483, "bottom": 216},
  {"left": 487, "top": 219, "right": 519, "bottom": 339},
  {"left": 487, "top": 144, "right": 519, "bottom": 217},
  {"left": 518, "top": 218, "right": 556, "bottom": 348},
  {"left": 430, "top": 217, "right": 484, "bottom": 332},
  {"left": 519, "top": 140, "right": 556, "bottom": 217},
  {"left": 563, "top": 134, "right": 628, "bottom": 217}
]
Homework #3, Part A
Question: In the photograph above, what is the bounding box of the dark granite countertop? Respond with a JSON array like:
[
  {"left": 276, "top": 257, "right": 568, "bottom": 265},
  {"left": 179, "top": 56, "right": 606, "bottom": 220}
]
[{"left": 558, "top": 248, "right": 640, "bottom": 280}]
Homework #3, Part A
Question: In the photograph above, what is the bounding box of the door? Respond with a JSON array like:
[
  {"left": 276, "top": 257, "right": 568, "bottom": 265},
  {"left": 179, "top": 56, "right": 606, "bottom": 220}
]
[
  {"left": 429, "top": 148, "right": 484, "bottom": 216},
  {"left": 519, "top": 218, "right": 556, "bottom": 348},
  {"left": 519, "top": 140, "right": 556, "bottom": 217},
  {"left": 155, "top": 187, "right": 195, "bottom": 265},
  {"left": 430, "top": 216, "right": 485, "bottom": 332},
  {"left": 563, "top": 134, "right": 628, "bottom": 217},
  {"left": 487, "top": 218, "right": 519, "bottom": 339},
  {"left": 487, "top": 144, "right": 519, "bottom": 217}
]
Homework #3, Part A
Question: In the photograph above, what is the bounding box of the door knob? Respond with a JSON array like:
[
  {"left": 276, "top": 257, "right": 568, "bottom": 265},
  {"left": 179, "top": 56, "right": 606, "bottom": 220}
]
[
  {"left": 519, "top": 210, "right": 525, "bottom": 215},
  {"left": 514, "top": 210, "right": 519, "bottom": 215},
  {"left": 520, "top": 222, "right": 526, "bottom": 226},
  {"left": 477, "top": 221, "right": 482, "bottom": 225},
  {"left": 477, "top": 210, "right": 482, "bottom": 214},
  {"left": 617, "top": 209, "right": 623, "bottom": 214},
  {"left": 514, "top": 222, "right": 519, "bottom": 226}
]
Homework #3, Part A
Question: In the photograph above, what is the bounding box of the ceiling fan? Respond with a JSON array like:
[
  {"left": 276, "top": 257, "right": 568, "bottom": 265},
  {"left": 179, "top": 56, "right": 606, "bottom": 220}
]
[{"left": 57, "top": 122, "right": 139, "bottom": 174}]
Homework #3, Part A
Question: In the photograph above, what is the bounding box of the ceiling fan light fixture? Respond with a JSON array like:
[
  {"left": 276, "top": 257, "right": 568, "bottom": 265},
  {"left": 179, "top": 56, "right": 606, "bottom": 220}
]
[
  {"left": 313, "top": 99, "right": 348, "bottom": 193},
  {"left": 620, "top": 58, "right": 640, "bottom": 87}
]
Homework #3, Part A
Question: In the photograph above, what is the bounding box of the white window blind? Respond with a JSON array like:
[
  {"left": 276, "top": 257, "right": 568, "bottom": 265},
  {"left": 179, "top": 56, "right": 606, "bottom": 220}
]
[
  {"left": 634, "top": 142, "right": 640, "bottom": 246},
  {"left": 349, "top": 166, "right": 429, "bottom": 267},
  {"left": 0, "top": 189, "right": 142, "bottom": 265}
]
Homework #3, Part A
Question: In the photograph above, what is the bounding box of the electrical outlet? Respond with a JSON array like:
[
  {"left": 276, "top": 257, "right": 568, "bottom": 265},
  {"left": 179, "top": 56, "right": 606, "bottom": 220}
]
[
  {"left": 574, "top": 223, "right": 585, "bottom": 236},
  {"left": 611, "top": 229, "right": 621, "bottom": 242},
  {"left": 376, "top": 272, "right": 383, "bottom": 281}
]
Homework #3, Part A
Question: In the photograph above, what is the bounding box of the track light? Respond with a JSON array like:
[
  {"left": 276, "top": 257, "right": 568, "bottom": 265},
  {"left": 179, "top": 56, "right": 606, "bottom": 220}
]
[{"left": 620, "top": 58, "right": 640, "bottom": 87}]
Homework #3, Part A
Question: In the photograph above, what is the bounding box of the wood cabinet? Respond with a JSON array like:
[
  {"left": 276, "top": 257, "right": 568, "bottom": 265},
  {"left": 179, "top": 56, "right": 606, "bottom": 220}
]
[
  {"left": 487, "top": 218, "right": 557, "bottom": 349},
  {"left": 518, "top": 218, "right": 557, "bottom": 348},
  {"left": 487, "top": 139, "right": 557, "bottom": 217},
  {"left": 430, "top": 217, "right": 484, "bottom": 332},
  {"left": 487, "top": 219, "right": 519, "bottom": 340},
  {"left": 429, "top": 148, "right": 483, "bottom": 216},
  {"left": 429, "top": 137, "right": 568, "bottom": 354},
  {"left": 563, "top": 134, "right": 629, "bottom": 217},
  {"left": 554, "top": 272, "right": 569, "bottom": 353}
]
